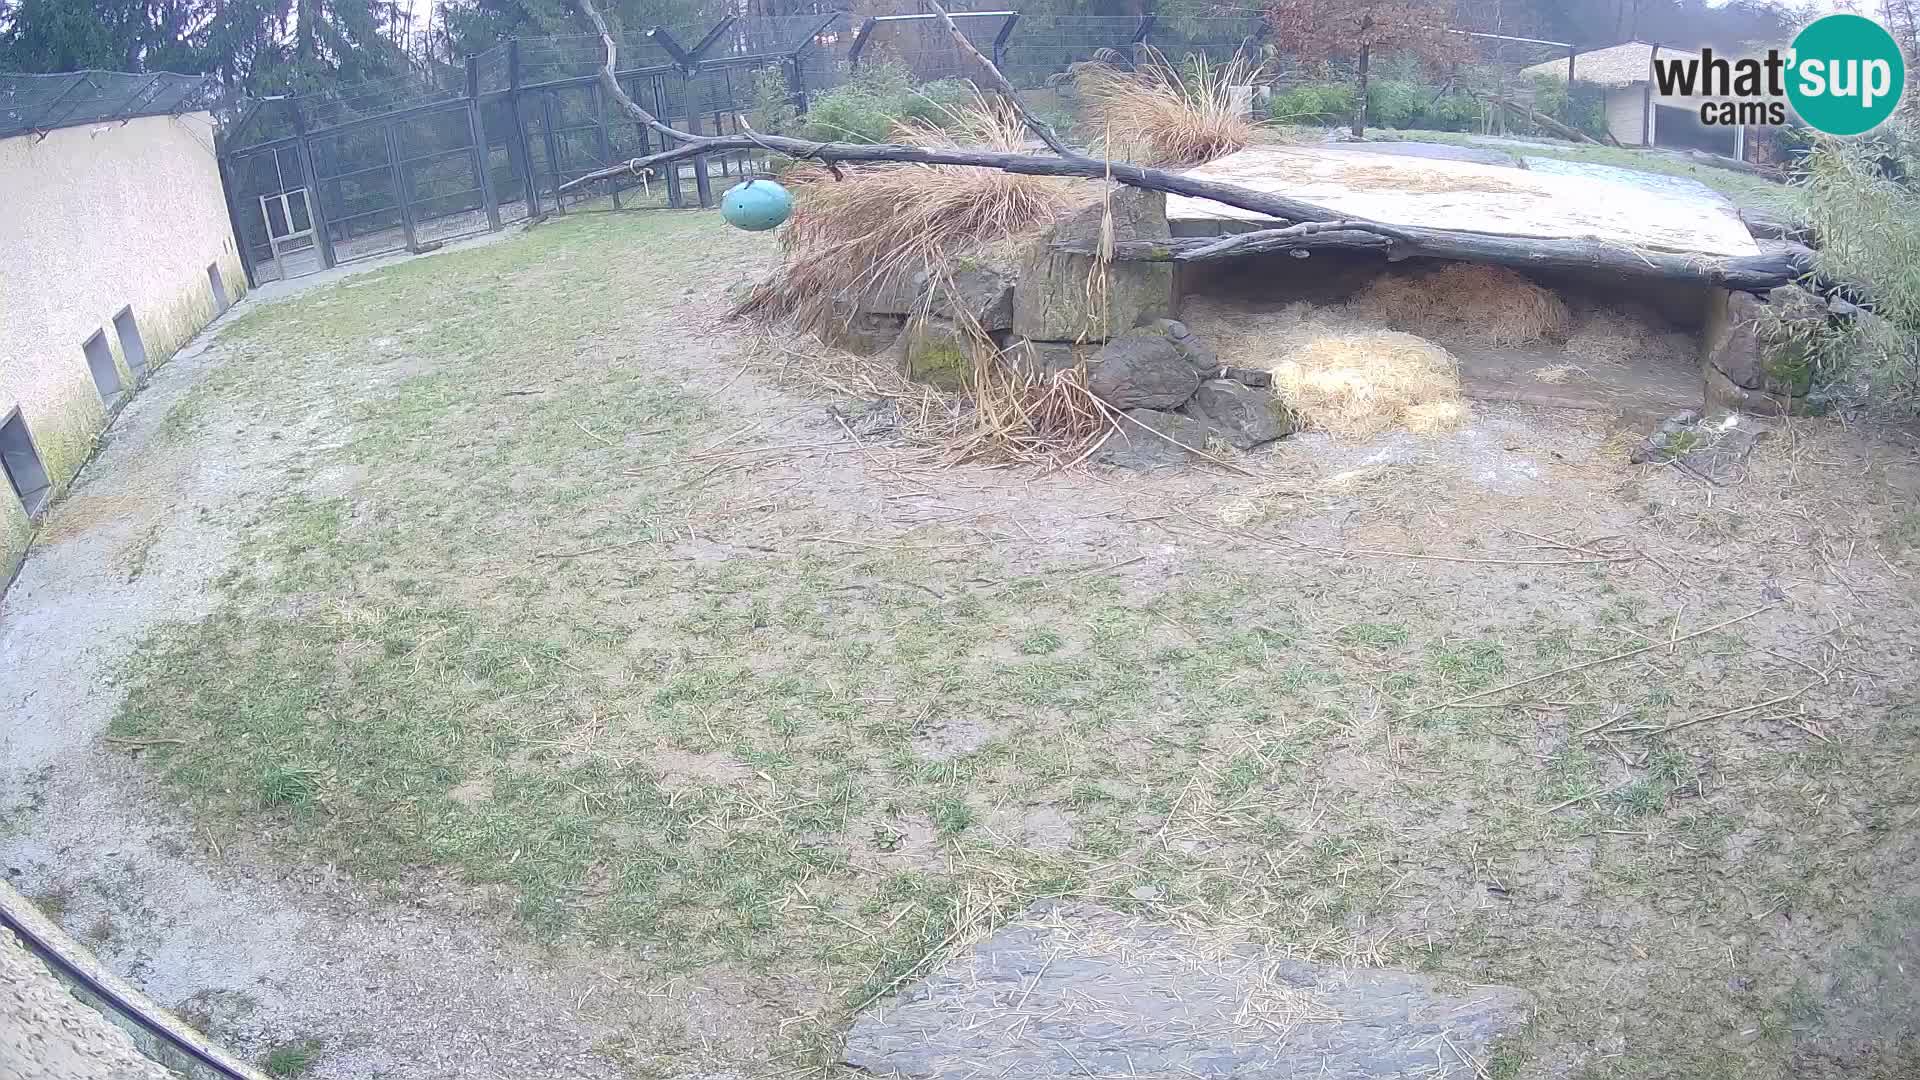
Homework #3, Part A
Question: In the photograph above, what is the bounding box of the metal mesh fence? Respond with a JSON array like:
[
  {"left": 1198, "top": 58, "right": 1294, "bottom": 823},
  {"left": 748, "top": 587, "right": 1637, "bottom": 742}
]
[
  {"left": 218, "top": 9, "right": 1578, "bottom": 284},
  {"left": 0, "top": 70, "right": 217, "bottom": 139}
]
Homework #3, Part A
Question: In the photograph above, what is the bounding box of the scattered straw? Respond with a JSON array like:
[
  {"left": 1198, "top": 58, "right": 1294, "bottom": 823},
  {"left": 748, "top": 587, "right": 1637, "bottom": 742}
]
[
  {"left": 1348, "top": 263, "right": 1571, "bottom": 347},
  {"left": 1070, "top": 46, "right": 1268, "bottom": 167}
]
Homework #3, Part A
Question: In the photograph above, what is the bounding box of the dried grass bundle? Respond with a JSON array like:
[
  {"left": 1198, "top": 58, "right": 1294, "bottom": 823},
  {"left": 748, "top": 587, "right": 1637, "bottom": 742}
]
[
  {"left": 1070, "top": 46, "right": 1267, "bottom": 167},
  {"left": 1269, "top": 329, "right": 1468, "bottom": 440},
  {"left": 734, "top": 89, "right": 1080, "bottom": 334},
  {"left": 1348, "top": 263, "right": 1571, "bottom": 347}
]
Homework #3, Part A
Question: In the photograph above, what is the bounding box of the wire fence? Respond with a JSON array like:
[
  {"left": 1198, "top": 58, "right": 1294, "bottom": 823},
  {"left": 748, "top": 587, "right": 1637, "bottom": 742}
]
[
  {"left": 217, "top": 8, "right": 1578, "bottom": 286},
  {"left": 1, "top": 70, "right": 218, "bottom": 139}
]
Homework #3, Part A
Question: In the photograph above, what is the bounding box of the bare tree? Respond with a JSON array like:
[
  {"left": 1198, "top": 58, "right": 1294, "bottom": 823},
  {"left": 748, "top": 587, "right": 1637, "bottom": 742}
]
[{"left": 1265, "top": 0, "right": 1471, "bottom": 137}]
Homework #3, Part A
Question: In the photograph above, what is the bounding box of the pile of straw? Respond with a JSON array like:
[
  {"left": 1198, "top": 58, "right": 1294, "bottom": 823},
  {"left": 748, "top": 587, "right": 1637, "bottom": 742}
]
[
  {"left": 1349, "top": 263, "right": 1571, "bottom": 347},
  {"left": 1070, "top": 47, "right": 1268, "bottom": 167},
  {"left": 733, "top": 90, "right": 1080, "bottom": 335},
  {"left": 1271, "top": 330, "right": 1468, "bottom": 440}
]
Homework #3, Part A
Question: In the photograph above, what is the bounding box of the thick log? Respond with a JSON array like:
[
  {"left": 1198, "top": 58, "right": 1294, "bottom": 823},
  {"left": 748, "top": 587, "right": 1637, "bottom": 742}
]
[{"left": 1077, "top": 228, "right": 1811, "bottom": 291}]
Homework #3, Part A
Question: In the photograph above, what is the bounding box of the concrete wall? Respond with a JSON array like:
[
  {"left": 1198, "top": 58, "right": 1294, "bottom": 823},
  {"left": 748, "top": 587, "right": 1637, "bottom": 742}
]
[
  {"left": 0, "top": 111, "right": 244, "bottom": 581},
  {"left": 1604, "top": 84, "right": 1650, "bottom": 145}
]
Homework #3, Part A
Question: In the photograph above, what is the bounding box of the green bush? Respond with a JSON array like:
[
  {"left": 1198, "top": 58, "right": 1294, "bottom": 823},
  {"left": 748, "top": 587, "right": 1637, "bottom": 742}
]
[
  {"left": 1268, "top": 81, "right": 1354, "bottom": 125},
  {"left": 1365, "top": 79, "right": 1425, "bottom": 129},
  {"left": 1790, "top": 128, "right": 1920, "bottom": 410},
  {"left": 1271, "top": 78, "right": 1480, "bottom": 132},
  {"left": 797, "top": 63, "right": 974, "bottom": 145},
  {"left": 747, "top": 65, "right": 798, "bottom": 136}
]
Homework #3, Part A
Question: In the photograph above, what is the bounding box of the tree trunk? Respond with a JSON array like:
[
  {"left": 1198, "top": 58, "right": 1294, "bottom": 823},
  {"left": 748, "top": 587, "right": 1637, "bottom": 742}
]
[{"left": 1351, "top": 44, "right": 1371, "bottom": 139}]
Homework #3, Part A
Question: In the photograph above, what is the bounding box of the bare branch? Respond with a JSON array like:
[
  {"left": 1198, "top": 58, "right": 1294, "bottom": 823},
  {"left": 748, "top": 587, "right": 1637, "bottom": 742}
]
[
  {"left": 924, "top": 0, "right": 1076, "bottom": 157},
  {"left": 575, "top": 0, "right": 688, "bottom": 147}
]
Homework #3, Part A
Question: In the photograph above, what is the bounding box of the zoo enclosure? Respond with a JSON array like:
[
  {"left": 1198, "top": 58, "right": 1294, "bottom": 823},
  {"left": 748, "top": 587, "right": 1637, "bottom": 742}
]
[{"left": 216, "top": 8, "right": 1575, "bottom": 286}]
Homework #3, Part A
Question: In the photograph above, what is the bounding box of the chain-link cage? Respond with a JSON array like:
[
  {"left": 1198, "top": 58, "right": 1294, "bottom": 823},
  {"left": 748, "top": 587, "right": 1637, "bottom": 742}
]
[
  {"left": 0, "top": 70, "right": 217, "bottom": 139},
  {"left": 216, "top": 8, "right": 1583, "bottom": 285}
]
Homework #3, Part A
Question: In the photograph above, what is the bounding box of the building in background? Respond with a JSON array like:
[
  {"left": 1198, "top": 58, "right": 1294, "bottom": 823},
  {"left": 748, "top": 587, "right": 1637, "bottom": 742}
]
[
  {"left": 0, "top": 71, "right": 245, "bottom": 582},
  {"left": 1521, "top": 40, "right": 1782, "bottom": 161}
]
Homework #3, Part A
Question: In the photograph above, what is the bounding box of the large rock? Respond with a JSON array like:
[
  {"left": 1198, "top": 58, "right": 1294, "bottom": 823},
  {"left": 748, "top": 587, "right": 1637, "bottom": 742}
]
[
  {"left": 1181, "top": 378, "right": 1294, "bottom": 448},
  {"left": 844, "top": 901, "right": 1533, "bottom": 1078},
  {"left": 1002, "top": 338, "right": 1094, "bottom": 380},
  {"left": 1138, "top": 317, "right": 1221, "bottom": 372},
  {"left": 1086, "top": 327, "right": 1201, "bottom": 409},
  {"left": 859, "top": 262, "right": 1016, "bottom": 333},
  {"left": 1014, "top": 188, "right": 1175, "bottom": 342},
  {"left": 896, "top": 316, "right": 975, "bottom": 390},
  {"left": 922, "top": 264, "right": 1014, "bottom": 331},
  {"left": 1702, "top": 289, "right": 1812, "bottom": 414},
  {"left": 824, "top": 303, "right": 907, "bottom": 355},
  {"left": 1095, "top": 408, "right": 1214, "bottom": 469}
]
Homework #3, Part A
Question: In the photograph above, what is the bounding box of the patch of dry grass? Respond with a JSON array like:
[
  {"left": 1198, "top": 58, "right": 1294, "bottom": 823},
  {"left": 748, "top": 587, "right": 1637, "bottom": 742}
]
[
  {"left": 1071, "top": 46, "right": 1268, "bottom": 168},
  {"left": 735, "top": 90, "right": 1080, "bottom": 336},
  {"left": 1349, "top": 263, "right": 1572, "bottom": 347}
]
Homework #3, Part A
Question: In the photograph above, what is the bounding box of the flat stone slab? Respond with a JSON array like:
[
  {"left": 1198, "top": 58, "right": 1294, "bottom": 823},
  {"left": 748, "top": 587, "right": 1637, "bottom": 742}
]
[
  {"left": 844, "top": 902, "right": 1532, "bottom": 1078},
  {"left": 1341, "top": 141, "right": 1526, "bottom": 169},
  {"left": 1168, "top": 145, "right": 1758, "bottom": 257}
]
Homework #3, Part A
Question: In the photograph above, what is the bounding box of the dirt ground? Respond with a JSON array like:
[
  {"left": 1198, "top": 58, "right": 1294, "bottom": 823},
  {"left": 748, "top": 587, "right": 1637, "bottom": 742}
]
[{"left": 2, "top": 209, "right": 1918, "bottom": 1080}]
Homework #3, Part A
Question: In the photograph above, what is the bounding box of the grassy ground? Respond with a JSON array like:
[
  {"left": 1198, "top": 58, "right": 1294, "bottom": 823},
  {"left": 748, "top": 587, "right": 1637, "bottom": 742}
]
[
  {"left": 1356, "top": 127, "right": 1805, "bottom": 223},
  {"left": 107, "top": 209, "right": 1919, "bottom": 1077}
]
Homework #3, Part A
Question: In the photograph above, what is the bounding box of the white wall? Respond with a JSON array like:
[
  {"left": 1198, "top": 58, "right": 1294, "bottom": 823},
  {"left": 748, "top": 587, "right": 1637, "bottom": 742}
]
[
  {"left": 0, "top": 111, "right": 245, "bottom": 578},
  {"left": 1604, "top": 85, "right": 1650, "bottom": 146}
]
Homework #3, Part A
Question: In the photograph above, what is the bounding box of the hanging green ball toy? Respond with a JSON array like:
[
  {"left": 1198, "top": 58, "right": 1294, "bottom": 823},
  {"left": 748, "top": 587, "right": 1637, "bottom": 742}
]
[{"left": 720, "top": 178, "right": 793, "bottom": 232}]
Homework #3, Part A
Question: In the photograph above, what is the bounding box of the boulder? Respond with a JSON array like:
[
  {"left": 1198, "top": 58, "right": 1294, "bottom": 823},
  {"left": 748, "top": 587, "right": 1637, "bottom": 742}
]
[
  {"left": 1702, "top": 289, "right": 1811, "bottom": 414},
  {"left": 1095, "top": 408, "right": 1214, "bottom": 469},
  {"left": 853, "top": 271, "right": 927, "bottom": 317},
  {"left": 1181, "top": 379, "right": 1294, "bottom": 448},
  {"left": 857, "top": 262, "right": 1015, "bottom": 333},
  {"left": 897, "top": 317, "right": 975, "bottom": 390},
  {"left": 1086, "top": 328, "right": 1201, "bottom": 410},
  {"left": 1223, "top": 366, "right": 1273, "bottom": 388},
  {"left": 919, "top": 264, "right": 1015, "bottom": 332},
  {"left": 825, "top": 307, "right": 907, "bottom": 355},
  {"left": 1002, "top": 338, "right": 1093, "bottom": 380},
  {"left": 1014, "top": 188, "right": 1175, "bottom": 342},
  {"left": 1136, "top": 317, "right": 1221, "bottom": 372}
]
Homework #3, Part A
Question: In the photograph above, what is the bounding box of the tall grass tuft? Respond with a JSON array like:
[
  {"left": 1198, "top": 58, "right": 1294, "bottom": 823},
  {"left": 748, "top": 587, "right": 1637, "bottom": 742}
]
[
  {"left": 1070, "top": 46, "right": 1269, "bottom": 167},
  {"left": 735, "top": 88, "right": 1080, "bottom": 334}
]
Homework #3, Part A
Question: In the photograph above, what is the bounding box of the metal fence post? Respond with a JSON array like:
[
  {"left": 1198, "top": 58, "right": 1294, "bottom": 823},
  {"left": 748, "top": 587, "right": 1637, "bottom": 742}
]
[
  {"left": 287, "top": 100, "right": 338, "bottom": 269},
  {"left": 590, "top": 80, "right": 621, "bottom": 210},
  {"left": 507, "top": 40, "right": 541, "bottom": 217},
  {"left": 539, "top": 91, "right": 567, "bottom": 215},
  {"left": 383, "top": 122, "right": 421, "bottom": 250},
  {"left": 789, "top": 55, "right": 809, "bottom": 115},
  {"left": 657, "top": 75, "right": 682, "bottom": 208},
  {"left": 466, "top": 56, "right": 503, "bottom": 230},
  {"left": 990, "top": 13, "right": 1019, "bottom": 72},
  {"left": 684, "top": 75, "right": 712, "bottom": 208}
]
